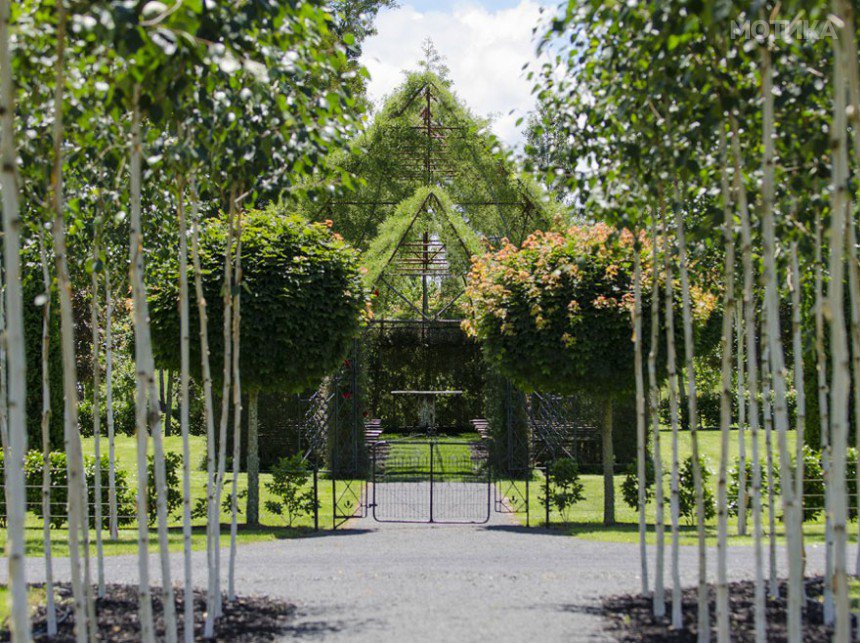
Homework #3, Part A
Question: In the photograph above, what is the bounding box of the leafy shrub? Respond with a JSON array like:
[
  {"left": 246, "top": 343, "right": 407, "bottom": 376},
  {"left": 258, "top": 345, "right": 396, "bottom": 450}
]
[
  {"left": 8, "top": 450, "right": 137, "bottom": 529},
  {"left": 264, "top": 454, "right": 317, "bottom": 526},
  {"left": 147, "top": 452, "right": 183, "bottom": 525},
  {"left": 726, "top": 457, "right": 781, "bottom": 520},
  {"left": 800, "top": 446, "right": 858, "bottom": 522},
  {"left": 190, "top": 484, "right": 246, "bottom": 521},
  {"left": 678, "top": 456, "right": 716, "bottom": 525},
  {"left": 78, "top": 356, "right": 137, "bottom": 438},
  {"left": 621, "top": 456, "right": 655, "bottom": 510},
  {"left": 541, "top": 458, "right": 585, "bottom": 523}
]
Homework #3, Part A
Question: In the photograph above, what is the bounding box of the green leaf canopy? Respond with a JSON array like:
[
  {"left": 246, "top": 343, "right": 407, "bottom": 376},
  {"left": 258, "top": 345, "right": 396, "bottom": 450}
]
[{"left": 148, "top": 206, "right": 367, "bottom": 393}]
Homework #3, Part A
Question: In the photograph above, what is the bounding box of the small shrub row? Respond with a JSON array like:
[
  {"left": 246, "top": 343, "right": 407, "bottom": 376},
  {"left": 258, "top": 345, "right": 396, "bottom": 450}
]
[{"left": 0, "top": 449, "right": 184, "bottom": 529}]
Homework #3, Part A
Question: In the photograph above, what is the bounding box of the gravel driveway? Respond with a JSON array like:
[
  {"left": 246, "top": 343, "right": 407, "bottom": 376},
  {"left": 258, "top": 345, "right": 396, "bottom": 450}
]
[{"left": 7, "top": 491, "right": 825, "bottom": 642}]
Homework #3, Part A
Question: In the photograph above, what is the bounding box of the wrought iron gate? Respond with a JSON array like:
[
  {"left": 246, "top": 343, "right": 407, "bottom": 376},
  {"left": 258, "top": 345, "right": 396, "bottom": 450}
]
[{"left": 370, "top": 440, "right": 490, "bottom": 524}]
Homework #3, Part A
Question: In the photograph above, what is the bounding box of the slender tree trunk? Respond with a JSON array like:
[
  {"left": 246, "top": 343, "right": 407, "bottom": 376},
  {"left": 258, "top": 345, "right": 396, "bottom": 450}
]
[
  {"left": 165, "top": 372, "right": 174, "bottom": 438},
  {"left": 0, "top": 0, "right": 28, "bottom": 635},
  {"left": 670, "top": 180, "right": 709, "bottom": 642},
  {"left": 37, "top": 231, "right": 57, "bottom": 636},
  {"left": 633, "top": 249, "right": 649, "bottom": 594},
  {"left": 715, "top": 123, "right": 736, "bottom": 643},
  {"left": 736, "top": 300, "right": 747, "bottom": 536},
  {"left": 90, "top": 233, "right": 105, "bottom": 598},
  {"left": 125, "top": 94, "right": 179, "bottom": 643},
  {"left": 730, "top": 112, "right": 766, "bottom": 641},
  {"left": 212, "top": 192, "right": 236, "bottom": 621},
  {"left": 827, "top": 15, "right": 852, "bottom": 637},
  {"left": 159, "top": 371, "right": 166, "bottom": 432},
  {"left": 176, "top": 179, "right": 194, "bottom": 643},
  {"left": 228, "top": 212, "right": 244, "bottom": 599},
  {"left": 247, "top": 390, "right": 260, "bottom": 526},
  {"left": 759, "top": 36, "right": 802, "bottom": 640},
  {"left": 0, "top": 266, "right": 6, "bottom": 456},
  {"left": 760, "top": 323, "right": 778, "bottom": 598},
  {"left": 648, "top": 214, "right": 665, "bottom": 618},
  {"left": 602, "top": 396, "right": 615, "bottom": 526},
  {"left": 839, "top": 0, "right": 860, "bottom": 581},
  {"left": 789, "top": 244, "right": 807, "bottom": 593},
  {"left": 50, "top": 5, "right": 93, "bottom": 640},
  {"left": 814, "top": 212, "right": 835, "bottom": 624},
  {"left": 129, "top": 86, "right": 156, "bottom": 643},
  {"left": 662, "top": 212, "right": 683, "bottom": 630},
  {"left": 190, "top": 182, "right": 220, "bottom": 640},
  {"left": 105, "top": 265, "right": 118, "bottom": 540},
  {"left": 850, "top": 198, "right": 860, "bottom": 581}
]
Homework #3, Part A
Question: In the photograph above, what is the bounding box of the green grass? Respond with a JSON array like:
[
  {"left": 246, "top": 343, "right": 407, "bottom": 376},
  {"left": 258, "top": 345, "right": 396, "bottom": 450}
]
[
  {"left": 500, "top": 427, "right": 849, "bottom": 546},
  {"left": 1, "top": 433, "right": 359, "bottom": 559}
]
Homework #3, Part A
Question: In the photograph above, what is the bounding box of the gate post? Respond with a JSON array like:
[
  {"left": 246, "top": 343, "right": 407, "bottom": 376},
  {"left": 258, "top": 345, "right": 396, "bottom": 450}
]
[
  {"left": 429, "top": 442, "right": 435, "bottom": 523},
  {"left": 526, "top": 472, "right": 530, "bottom": 527},
  {"left": 313, "top": 467, "right": 319, "bottom": 531},
  {"left": 544, "top": 464, "right": 550, "bottom": 528}
]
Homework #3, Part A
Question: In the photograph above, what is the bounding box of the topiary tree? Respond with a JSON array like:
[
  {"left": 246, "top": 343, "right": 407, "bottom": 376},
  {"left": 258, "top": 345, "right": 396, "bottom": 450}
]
[
  {"left": 149, "top": 205, "right": 366, "bottom": 525},
  {"left": 465, "top": 224, "right": 680, "bottom": 524}
]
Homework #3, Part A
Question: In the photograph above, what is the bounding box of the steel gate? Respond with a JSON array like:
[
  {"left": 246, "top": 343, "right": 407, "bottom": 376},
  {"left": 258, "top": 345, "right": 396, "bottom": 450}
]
[{"left": 370, "top": 440, "right": 491, "bottom": 524}]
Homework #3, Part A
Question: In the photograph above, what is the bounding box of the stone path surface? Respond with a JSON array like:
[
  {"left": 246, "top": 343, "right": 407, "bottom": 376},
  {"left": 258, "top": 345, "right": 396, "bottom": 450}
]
[{"left": 9, "top": 492, "right": 825, "bottom": 642}]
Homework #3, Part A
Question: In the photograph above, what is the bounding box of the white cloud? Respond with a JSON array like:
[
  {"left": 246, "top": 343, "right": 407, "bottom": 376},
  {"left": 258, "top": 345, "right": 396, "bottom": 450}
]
[{"left": 359, "top": 1, "right": 551, "bottom": 149}]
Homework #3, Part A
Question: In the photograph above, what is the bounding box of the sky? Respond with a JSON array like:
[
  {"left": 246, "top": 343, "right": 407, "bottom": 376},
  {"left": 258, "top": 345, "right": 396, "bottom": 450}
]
[{"left": 358, "top": 0, "right": 555, "bottom": 149}]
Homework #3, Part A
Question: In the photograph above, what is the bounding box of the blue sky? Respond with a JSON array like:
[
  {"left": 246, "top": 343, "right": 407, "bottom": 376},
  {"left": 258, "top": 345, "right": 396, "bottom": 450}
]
[{"left": 359, "top": 1, "right": 556, "bottom": 148}]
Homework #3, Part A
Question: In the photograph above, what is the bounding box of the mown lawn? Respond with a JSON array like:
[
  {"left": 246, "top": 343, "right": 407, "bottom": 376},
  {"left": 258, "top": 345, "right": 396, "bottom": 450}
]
[
  {"left": 501, "top": 427, "right": 854, "bottom": 545},
  {"left": 0, "top": 433, "right": 361, "bottom": 558}
]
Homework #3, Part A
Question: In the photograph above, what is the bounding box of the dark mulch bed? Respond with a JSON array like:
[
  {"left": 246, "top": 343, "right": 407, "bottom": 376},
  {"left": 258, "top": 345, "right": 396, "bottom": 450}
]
[
  {"left": 603, "top": 577, "right": 851, "bottom": 642},
  {"left": 1, "top": 583, "right": 296, "bottom": 642}
]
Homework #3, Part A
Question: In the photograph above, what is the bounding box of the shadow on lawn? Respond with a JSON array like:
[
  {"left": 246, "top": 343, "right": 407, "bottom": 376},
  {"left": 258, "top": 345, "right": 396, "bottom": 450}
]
[{"left": 482, "top": 521, "right": 702, "bottom": 538}]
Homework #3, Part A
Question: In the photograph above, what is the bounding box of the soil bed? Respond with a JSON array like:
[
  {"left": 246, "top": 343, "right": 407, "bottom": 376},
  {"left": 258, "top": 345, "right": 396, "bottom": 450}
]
[
  {"left": 602, "top": 576, "right": 849, "bottom": 642},
  {"left": 1, "top": 583, "right": 296, "bottom": 642}
]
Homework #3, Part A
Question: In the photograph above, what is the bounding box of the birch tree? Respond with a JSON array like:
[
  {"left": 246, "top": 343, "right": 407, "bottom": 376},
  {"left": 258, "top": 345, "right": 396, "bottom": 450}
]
[
  {"left": 715, "top": 123, "right": 736, "bottom": 643},
  {"left": 1, "top": 0, "right": 31, "bottom": 636}
]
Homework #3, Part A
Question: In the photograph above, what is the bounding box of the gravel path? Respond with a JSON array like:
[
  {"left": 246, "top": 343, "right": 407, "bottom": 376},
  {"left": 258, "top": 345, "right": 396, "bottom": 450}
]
[{"left": 6, "top": 490, "right": 826, "bottom": 642}]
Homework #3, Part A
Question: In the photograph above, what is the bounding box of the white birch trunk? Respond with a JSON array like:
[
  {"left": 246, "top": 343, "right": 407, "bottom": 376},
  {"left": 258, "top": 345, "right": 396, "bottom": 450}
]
[
  {"left": 128, "top": 91, "right": 178, "bottom": 642},
  {"left": 671, "top": 180, "right": 709, "bottom": 642},
  {"left": 730, "top": 112, "right": 766, "bottom": 641},
  {"left": 662, "top": 213, "right": 683, "bottom": 631},
  {"left": 177, "top": 179, "right": 194, "bottom": 642},
  {"left": 648, "top": 214, "right": 665, "bottom": 618},
  {"left": 736, "top": 300, "right": 747, "bottom": 536},
  {"left": 228, "top": 213, "right": 243, "bottom": 601},
  {"left": 105, "top": 265, "right": 118, "bottom": 540},
  {"left": 836, "top": 0, "right": 860, "bottom": 581},
  {"left": 789, "top": 244, "right": 806, "bottom": 592},
  {"left": 633, "top": 249, "right": 649, "bottom": 596},
  {"left": 0, "top": 0, "right": 28, "bottom": 634},
  {"left": 129, "top": 87, "right": 156, "bottom": 643},
  {"left": 50, "top": 5, "right": 93, "bottom": 639},
  {"left": 759, "top": 37, "right": 802, "bottom": 640},
  {"left": 715, "top": 123, "right": 735, "bottom": 643},
  {"left": 849, "top": 181, "right": 860, "bottom": 582},
  {"left": 90, "top": 235, "right": 105, "bottom": 598},
  {"left": 760, "top": 326, "right": 778, "bottom": 598},
  {"left": 38, "top": 230, "right": 57, "bottom": 636},
  {"left": 190, "top": 183, "right": 220, "bottom": 640},
  {"left": 814, "top": 212, "right": 835, "bottom": 624},
  {"left": 212, "top": 194, "right": 235, "bottom": 621},
  {"left": 0, "top": 0, "right": 30, "bottom": 637},
  {"left": 826, "top": 13, "right": 852, "bottom": 637}
]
